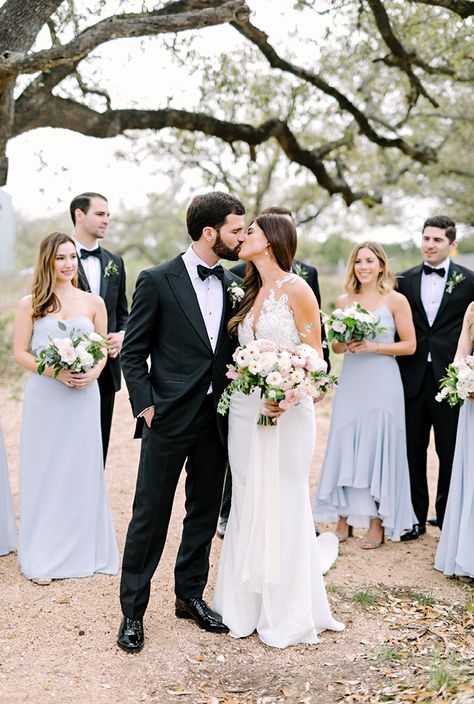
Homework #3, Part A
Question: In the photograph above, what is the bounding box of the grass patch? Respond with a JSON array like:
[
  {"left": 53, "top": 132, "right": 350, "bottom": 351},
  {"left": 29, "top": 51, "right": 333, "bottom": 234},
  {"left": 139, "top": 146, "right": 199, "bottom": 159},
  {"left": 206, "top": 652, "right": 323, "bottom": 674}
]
[
  {"left": 376, "top": 645, "right": 405, "bottom": 663},
  {"left": 408, "top": 591, "right": 435, "bottom": 606},
  {"left": 352, "top": 589, "right": 377, "bottom": 607},
  {"left": 326, "top": 583, "right": 344, "bottom": 595}
]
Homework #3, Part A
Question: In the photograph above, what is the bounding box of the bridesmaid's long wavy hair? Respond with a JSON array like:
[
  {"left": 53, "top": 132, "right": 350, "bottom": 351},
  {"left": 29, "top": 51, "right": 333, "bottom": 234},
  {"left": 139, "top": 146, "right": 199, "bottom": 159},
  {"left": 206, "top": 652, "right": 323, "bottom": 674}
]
[
  {"left": 32, "top": 233, "right": 78, "bottom": 321},
  {"left": 345, "top": 241, "right": 395, "bottom": 295},
  {"left": 228, "top": 213, "right": 297, "bottom": 338}
]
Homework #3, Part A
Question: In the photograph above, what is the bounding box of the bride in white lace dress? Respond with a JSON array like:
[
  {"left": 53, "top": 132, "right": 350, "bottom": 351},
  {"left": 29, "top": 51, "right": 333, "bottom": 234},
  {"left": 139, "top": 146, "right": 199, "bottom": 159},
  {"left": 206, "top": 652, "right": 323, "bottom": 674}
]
[{"left": 213, "top": 213, "right": 344, "bottom": 648}]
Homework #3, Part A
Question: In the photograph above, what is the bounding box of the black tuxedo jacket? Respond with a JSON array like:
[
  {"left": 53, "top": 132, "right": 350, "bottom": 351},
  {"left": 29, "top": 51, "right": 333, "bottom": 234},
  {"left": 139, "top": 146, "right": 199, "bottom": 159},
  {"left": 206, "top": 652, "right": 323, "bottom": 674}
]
[
  {"left": 231, "top": 259, "right": 330, "bottom": 368},
  {"left": 396, "top": 261, "right": 474, "bottom": 397},
  {"left": 77, "top": 246, "right": 128, "bottom": 393},
  {"left": 121, "top": 255, "right": 242, "bottom": 441}
]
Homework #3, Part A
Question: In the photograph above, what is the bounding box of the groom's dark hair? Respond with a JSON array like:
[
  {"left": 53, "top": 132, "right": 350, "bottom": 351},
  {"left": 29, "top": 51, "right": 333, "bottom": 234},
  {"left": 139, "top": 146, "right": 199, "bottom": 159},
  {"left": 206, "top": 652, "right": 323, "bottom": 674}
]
[
  {"left": 70, "top": 192, "right": 108, "bottom": 225},
  {"left": 186, "top": 192, "right": 245, "bottom": 241},
  {"left": 422, "top": 215, "right": 456, "bottom": 243}
]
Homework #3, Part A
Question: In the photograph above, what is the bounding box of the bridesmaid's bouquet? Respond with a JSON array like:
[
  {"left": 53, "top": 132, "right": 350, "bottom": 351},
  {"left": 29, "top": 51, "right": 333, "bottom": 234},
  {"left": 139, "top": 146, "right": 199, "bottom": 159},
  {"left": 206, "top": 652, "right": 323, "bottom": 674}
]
[
  {"left": 323, "top": 303, "right": 385, "bottom": 345},
  {"left": 436, "top": 356, "right": 474, "bottom": 407},
  {"left": 36, "top": 322, "right": 109, "bottom": 377},
  {"left": 217, "top": 339, "right": 338, "bottom": 426}
]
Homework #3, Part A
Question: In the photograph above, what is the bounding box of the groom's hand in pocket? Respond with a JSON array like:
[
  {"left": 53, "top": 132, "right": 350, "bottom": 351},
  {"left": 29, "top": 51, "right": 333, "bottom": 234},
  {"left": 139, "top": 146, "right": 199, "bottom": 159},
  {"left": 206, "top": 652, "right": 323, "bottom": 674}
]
[{"left": 141, "top": 406, "right": 155, "bottom": 428}]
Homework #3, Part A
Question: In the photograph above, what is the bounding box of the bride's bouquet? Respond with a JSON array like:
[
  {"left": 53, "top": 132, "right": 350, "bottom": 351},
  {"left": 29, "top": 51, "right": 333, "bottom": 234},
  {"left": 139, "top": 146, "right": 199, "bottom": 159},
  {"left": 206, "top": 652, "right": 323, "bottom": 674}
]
[
  {"left": 323, "top": 302, "right": 385, "bottom": 345},
  {"left": 217, "top": 339, "right": 338, "bottom": 426},
  {"left": 36, "top": 322, "right": 109, "bottom": 377},
  {"left": 436, "top": 356, "right": 474, "bottom": 407}
]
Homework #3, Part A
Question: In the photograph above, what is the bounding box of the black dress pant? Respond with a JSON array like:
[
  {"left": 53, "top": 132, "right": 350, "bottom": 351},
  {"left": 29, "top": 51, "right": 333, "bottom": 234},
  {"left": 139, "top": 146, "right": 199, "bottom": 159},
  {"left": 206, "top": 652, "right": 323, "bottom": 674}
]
[
  {"left": 219, "top": 465, "right": 232, "bottom": 522},
  {"left": 100, "top": 388, "right": 115, "bottom": 465},
  {"left": 120, "top": 395, "right": 227, "bottom": 619},
  {"left": 404, "top": 363, "right": 459, "bottom": 529}
]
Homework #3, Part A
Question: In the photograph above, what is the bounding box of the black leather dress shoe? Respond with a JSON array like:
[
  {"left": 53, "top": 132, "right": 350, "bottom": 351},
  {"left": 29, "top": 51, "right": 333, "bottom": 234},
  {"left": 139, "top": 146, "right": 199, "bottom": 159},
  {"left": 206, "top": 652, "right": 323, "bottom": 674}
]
[
  {"left": 117, "top": 617, "right": 144, "bottom": 653},
  {"left": 400, "top": 524, "right": 426, "bottom": 542},
  {"left": 175, "top": 598, "right": 229, "bottom": 633},
  {"left": 427, "top": 516, "right": 439, "bottom": 527}
]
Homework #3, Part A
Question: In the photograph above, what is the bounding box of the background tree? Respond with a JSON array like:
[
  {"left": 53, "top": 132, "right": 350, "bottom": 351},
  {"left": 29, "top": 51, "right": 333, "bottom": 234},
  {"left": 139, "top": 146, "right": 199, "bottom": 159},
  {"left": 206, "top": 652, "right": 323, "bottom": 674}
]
[{"left": 0, "top": 0, "right": 472, "bottom": 219}]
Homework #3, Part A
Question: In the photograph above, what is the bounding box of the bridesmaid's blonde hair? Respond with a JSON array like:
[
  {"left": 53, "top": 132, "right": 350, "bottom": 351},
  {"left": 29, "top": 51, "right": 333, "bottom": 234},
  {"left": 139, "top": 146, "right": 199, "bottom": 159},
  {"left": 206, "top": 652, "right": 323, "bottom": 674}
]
[
  {"left": 32, "top": 233, "right": 78, "bottom": 321},
  {"left": 345, "top": 241, "right": 395, "bottom": 295}
]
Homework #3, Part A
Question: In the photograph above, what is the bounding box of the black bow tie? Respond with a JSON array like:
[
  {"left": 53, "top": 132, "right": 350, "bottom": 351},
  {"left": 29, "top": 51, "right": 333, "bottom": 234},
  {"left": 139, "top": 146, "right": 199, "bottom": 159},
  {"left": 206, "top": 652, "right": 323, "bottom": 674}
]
[
  {"left": 80, "top": 248, "right": 101, "bottom": 260},
  {"left": 423, "top": 264, "right": 445, "bottom": 277},
  {"left": 197, "top": 264, "right": 224, "bottom": 281}
]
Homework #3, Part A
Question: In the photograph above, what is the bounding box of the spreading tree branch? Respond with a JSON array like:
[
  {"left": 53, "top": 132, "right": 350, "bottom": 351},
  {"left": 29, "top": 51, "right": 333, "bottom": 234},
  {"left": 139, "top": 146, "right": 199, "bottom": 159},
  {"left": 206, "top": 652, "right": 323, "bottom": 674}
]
[
  {"left": 231, "top": 16, "right": 437, "bottom": 165},
  {"left": 12, "top": 94, "right": 379, "bottom": 205}
]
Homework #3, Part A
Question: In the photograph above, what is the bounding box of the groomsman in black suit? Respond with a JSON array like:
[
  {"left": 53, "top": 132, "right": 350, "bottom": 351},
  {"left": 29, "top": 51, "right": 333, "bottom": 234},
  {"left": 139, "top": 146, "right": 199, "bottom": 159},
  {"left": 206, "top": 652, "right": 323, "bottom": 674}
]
[
  {"left": 71, "top": 192, "right": 128, "bottom": 463},
  {"left": 397, "top": 215, "right": 474, "bottom": 541},
  {"left": 217, "top": 205, "right": 328, "bottom": 539},
  {"left": 117, "top": 192, "right": 246, "bottom": 652}
]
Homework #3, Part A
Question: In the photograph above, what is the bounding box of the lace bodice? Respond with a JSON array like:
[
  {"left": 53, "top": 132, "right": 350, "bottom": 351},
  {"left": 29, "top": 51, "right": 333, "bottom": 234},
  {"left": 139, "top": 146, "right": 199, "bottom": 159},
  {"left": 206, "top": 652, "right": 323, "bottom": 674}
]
[{"left": 239, "top": 278, "right": 302, "bottom": 347}]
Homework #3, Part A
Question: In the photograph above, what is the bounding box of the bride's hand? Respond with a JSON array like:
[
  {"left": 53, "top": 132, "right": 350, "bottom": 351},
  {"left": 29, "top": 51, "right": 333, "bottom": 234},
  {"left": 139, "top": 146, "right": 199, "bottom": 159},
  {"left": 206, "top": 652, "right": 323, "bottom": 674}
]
[{"left": 262, "top": 400, "right": 285, "bottom": 418}]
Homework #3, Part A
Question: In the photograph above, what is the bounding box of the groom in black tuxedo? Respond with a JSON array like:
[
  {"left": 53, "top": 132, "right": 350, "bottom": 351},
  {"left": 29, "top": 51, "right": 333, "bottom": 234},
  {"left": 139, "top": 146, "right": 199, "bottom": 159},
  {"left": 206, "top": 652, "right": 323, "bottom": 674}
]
[
  {"left": 397, "top": 215, "right": 474, "bottom": 540},
  {"left": 117, "top": 192, "right": 245, "bottom": 652},
  {"left": 72, "top": 192, "right": 128, "bottom": 463}
]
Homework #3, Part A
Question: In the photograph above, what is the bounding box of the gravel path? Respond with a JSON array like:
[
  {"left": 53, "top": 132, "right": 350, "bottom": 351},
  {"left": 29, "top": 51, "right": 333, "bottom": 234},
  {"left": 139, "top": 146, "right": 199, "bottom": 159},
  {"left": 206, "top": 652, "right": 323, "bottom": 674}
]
[{"left": 1, "top": 385, "right": 471, "bottom": 704}]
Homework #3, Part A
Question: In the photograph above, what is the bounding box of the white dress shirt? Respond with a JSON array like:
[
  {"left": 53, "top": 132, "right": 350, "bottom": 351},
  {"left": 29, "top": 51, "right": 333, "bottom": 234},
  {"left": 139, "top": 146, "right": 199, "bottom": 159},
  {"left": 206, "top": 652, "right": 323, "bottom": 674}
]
[
  {"left": 421, "top": 256, "right": 450, "bottom": 361},
  {"left": 182, "top": 244, "right": 224, "bottom": 352},
  {"left": 75, "top": 240, "right": 101, "bottom": 295}
]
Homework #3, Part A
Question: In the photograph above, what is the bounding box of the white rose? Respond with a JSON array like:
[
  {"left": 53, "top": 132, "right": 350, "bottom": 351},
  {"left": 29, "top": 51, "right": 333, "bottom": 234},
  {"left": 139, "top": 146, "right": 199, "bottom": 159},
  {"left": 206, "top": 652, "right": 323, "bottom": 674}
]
[
  {"left": 259, "top": 352, "right": 279, "bottom": 375},
  {"left": 266, "top": 371, "right": 283, "bottom": 387},
  {"left": 332, "top": 320, "right": 347, "bottom": 333},
  {"left": 77, "top": 347, "right": 94, "bottom": 368},
  {"left": 88, "top": 332, "right": 103, "bottom": 343},
  {"left": 232, "top": 286, "right": 244, "bottom": 299}
]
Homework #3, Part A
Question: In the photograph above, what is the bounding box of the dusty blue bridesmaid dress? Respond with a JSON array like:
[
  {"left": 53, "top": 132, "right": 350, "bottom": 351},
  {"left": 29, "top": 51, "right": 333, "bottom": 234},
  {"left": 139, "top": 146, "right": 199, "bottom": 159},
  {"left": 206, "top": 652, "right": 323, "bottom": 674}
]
[
  {"left": 18, "top": 316, "right": 118, "bottom": 579},
  {"left": 313, "top": 306, "right": 416, "bottom": 540}
]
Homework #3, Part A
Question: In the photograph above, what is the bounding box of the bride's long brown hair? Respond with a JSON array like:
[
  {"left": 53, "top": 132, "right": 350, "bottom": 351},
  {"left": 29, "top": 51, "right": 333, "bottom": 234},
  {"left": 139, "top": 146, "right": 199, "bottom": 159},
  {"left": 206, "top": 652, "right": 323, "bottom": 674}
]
[
  {"left": 32, "top": 233, "right": 78, "bottom": 322},
  {"left": 468, "top": 301, "right": 474, "bottom": 343},
  {"left": 228, "top": 213, "right": 297, "bottom": 338}
]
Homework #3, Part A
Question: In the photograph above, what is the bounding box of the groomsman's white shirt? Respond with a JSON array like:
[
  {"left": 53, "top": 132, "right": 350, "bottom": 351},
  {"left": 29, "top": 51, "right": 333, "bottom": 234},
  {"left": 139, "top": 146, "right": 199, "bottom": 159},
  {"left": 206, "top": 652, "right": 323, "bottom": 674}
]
[
  {"left": 182, "top": 244, "right": 224, "bottom": 353},
  {"left": 421, "top": 256, "right": 450, "bottom": 361},
  {"left": 74, "top": 240, "right": 101, "bottom": 295}
]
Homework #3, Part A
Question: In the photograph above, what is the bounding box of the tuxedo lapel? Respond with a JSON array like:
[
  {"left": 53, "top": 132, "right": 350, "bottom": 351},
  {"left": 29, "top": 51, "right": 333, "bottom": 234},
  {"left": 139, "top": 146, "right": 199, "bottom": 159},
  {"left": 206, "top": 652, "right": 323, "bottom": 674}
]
[
  {"left": 99, "top": 248, "right": 109, "bottom": 300},
  {"left": 408, "top": 264, "right": 429, "bottom": 327},
  {"left": 215, "top": 270, "right": 233, "bottom": 353},
  {"left": 77, "top": 258, "right": 91, "bottom": 292},
  {"left": 166, "top": 256, "right": 213, "bottom": 353},
  {"left": 432, "top": 261, "right": 454, "bottom": 328}
]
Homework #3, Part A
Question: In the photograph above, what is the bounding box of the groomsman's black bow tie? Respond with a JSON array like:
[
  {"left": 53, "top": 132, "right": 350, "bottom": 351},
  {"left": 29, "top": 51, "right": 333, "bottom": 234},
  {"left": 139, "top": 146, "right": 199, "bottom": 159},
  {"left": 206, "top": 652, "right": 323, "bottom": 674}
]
[
  {"left": 197, "top": 264, "right": 224, "bottom": 281},
  {"left": 423, "top": 264, "right": 445, "bottom": 277},
  {"left": 80, "top": 248, "right": 101, "bottom": 260}
]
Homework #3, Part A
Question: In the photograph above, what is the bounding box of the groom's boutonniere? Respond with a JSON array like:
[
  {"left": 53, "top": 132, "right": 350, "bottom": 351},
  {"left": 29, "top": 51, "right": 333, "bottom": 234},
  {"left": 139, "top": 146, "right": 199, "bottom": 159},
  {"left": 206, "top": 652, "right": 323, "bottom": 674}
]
[
  {"left": 445, "top": 271, "right": 465, "bottom": 294},
  {"left": 292, "top": 263, "right": 309, "bottom": 282},
  {"left": 228, "top": 281, "right": 245, "bottom": 308},
  {"left": 104, "top": 260, "right": 119, "bottom": 278}
]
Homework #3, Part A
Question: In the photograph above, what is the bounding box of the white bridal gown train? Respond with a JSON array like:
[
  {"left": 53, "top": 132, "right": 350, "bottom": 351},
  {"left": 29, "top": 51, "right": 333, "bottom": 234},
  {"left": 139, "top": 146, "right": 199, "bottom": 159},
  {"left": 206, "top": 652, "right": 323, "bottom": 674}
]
[{"left": 214, "top": 278, "right": 344, "bottom": 648}]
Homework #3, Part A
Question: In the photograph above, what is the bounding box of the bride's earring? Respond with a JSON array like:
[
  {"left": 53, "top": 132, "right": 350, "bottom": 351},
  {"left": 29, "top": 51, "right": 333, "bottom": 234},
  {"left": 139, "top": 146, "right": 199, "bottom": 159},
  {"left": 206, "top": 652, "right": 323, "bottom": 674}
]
[{"left": 264, "top": 249, "right": 269, "bottom": 256}]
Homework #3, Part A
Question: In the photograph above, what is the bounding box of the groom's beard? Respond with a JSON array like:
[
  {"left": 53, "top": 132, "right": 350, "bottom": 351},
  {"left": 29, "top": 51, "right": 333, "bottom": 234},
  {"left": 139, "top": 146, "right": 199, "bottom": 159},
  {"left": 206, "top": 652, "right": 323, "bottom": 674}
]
[{"left": 212, "top": 232, "right": 241, "bottom": 261}]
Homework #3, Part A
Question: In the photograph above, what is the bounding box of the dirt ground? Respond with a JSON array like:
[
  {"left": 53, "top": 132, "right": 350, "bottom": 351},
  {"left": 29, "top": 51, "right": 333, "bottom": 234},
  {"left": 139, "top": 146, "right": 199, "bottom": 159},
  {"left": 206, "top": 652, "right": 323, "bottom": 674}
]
[{"left": 0, "top": 384, "right": 473, "bottom": 704}]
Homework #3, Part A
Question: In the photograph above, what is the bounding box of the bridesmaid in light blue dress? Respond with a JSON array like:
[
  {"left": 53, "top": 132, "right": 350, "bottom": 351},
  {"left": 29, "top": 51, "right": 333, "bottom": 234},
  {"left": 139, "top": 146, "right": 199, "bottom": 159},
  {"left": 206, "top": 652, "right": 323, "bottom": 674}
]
[
  {"left": 0, "top": 420, "right": 17, "bottom": 556},
  {"left": 435, "top": 302, "right": 474, "bottom": 578},
  {"left": 313, "top": 242, "right": 417, "bottom": 547},
  {"left": 14, "top": 233, "right": 118, "bottom": 584}
]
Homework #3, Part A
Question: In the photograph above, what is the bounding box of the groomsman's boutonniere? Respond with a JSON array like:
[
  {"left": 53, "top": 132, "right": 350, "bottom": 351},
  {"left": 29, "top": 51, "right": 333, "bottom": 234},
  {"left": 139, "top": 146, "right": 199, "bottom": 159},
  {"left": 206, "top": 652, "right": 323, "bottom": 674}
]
[
  {"left": 445, "top": 271, "right": 465, "bottom": 294},
  {"left": 104, "top": 260, "right": 119, "bottom": 277},
  {"left": 292, "top": 263, "right": 309, "bottom": 282},
  {"left": 228, "top": 281, "right": 245, "bottom": 308}
]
